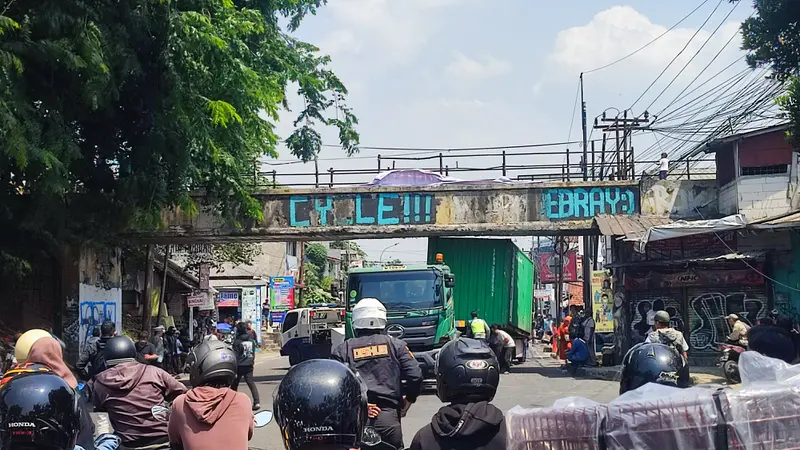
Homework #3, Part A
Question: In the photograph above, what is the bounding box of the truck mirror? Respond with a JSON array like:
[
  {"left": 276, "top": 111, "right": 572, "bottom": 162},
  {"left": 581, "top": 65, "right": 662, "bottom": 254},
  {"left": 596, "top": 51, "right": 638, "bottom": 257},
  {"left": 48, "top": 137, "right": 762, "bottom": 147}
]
[{"left": 445, "top": 275, "right": 455, "bottom": 288}]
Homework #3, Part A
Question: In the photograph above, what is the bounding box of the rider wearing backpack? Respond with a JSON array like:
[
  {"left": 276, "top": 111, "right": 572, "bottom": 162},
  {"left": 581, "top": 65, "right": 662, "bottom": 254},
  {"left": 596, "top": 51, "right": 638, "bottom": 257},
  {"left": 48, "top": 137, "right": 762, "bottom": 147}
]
[
  {"left": 76, "top": 320, "right": 116, "bottom": 380},
  {"left": 645, "top": 311, "right": 689, "bottom": 361}
]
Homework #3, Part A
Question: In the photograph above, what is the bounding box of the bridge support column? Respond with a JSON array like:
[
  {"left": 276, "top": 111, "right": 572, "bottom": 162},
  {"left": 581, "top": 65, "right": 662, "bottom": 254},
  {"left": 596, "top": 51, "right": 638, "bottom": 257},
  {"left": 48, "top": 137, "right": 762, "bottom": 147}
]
[{"left": 58, "top": 245, "right": 122, "bottom": 363}]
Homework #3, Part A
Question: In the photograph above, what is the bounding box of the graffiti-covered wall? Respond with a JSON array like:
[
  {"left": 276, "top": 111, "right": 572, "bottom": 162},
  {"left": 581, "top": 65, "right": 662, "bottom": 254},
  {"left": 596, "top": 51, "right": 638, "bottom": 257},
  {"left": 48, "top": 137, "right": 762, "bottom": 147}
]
[
  {"left": 629, "top": 290, "right": 685, "bottom": 346},
  {"left": 640, "top": 179, "right": 718, "bottom": 219},
  {"left": 687, "top": 287, "right": 767, "bottom": 355},
  {"left": 62, "top": 247, "right": 122, "bottom": 359}
]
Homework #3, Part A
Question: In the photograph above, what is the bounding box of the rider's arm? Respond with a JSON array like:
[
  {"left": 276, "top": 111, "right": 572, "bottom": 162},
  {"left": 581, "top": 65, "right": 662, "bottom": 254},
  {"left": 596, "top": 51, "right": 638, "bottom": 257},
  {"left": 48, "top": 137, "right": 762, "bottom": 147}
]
[
  {"left": 76, "top": 345, "right": 93, "bottom": 372},
  {"left": 167, "top": 396, "right": 183, "bottom": 449},
  {"left": 158, "top": 368, "right": 188, "bottom": 402},
  {"left": 330, "top": 342, "right": 347, "bottom": 363},
  {"left": 394, "top": 341, "right": 422, "bottom": 403},
  {"left": 729, "top": 324, "right": 742, "bottom": 342}
]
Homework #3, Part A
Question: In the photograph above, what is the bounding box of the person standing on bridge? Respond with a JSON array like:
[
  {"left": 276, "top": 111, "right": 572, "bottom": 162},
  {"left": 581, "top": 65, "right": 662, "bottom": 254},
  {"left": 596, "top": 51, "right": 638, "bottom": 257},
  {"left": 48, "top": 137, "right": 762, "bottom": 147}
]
[{"left": 467, "top": 311, "right": 490, "bottom": 340}]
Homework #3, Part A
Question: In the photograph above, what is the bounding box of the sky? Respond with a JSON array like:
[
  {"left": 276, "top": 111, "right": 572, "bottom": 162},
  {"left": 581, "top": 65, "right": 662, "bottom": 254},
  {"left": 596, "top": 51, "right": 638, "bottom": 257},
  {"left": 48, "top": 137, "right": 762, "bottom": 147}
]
[{"left": 263, "top": 0, "right": 762, "bottom": 262}]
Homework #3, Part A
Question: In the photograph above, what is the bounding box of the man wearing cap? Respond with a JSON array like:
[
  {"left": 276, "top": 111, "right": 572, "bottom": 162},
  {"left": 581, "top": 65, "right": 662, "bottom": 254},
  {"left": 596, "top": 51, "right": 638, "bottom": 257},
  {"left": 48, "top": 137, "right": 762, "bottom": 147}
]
[
  {"left": 646, "top": 310, "right": 689, "bottom": 361},
  {"left": 726, "top": 313, "right": 750, "bottom": 348}
]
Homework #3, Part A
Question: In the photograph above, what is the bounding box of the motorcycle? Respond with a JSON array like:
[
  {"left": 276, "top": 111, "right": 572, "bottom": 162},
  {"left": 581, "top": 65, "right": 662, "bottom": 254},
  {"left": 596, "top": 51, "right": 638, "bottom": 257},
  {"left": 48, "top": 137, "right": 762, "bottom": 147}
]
[{"left": 718, "top": 343, "right": 745, "bottom": 384}]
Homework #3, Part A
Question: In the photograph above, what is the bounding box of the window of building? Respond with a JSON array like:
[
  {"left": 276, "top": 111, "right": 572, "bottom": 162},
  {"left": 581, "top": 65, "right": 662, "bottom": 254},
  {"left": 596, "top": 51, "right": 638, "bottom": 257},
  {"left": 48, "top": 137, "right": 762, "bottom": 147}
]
[{"left": 740, "top": 165, "right": 788, "bottom": 176}]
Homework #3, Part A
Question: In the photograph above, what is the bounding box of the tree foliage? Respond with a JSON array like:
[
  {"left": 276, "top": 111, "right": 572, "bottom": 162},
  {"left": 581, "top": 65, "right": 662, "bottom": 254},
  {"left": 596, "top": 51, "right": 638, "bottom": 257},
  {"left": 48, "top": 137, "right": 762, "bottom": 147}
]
[
  {"left": 734, "top": 0, "right": 800, "bottom": 139},
  {"left": 0, "top": 0, "right": 358, "bottom": 271},
  {"left": 305, "top": 243, "right": 328, "bottom": 270}
]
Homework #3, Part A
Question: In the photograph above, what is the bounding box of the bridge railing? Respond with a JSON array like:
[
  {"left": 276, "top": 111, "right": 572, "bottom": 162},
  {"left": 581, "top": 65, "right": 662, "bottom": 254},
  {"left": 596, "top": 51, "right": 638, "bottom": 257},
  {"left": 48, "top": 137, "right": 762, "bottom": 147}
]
[{"left": 252, "top": 150, "right": 716, "bottom": 188}]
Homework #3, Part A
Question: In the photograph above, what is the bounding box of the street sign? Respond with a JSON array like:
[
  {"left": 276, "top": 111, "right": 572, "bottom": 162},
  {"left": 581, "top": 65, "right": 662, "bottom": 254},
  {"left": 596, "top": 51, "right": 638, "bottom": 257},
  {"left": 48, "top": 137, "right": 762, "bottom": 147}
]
[
  {"left": 187, "top": 295, "right": 205, "bottom": 308},
  {"left": 198, "top": 263, "right": 210, "bottom": 291}
]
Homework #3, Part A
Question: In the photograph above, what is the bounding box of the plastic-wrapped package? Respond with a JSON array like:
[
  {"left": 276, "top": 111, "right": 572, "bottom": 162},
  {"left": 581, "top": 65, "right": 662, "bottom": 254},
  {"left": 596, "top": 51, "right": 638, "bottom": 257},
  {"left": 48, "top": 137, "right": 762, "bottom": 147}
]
[
  {"left": 720, "top": 383, "right": 800, "bottom": 449},
  {"left": 603, "top": 386, "right": 723, "bottom": 450},
  {"left": 506, "top": 402, "right": 605, "bottom": 450}
]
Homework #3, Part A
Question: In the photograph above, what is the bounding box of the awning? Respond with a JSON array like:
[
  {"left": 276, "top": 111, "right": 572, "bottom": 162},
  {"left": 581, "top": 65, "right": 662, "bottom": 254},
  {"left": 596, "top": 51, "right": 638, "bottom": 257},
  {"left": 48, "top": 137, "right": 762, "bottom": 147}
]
[
  {"left": 748, "top": 211, "right": 800, "bottom": 230},
  {"left": 604, "top": 251, "right": 764, "bottom": 268},
  {"left": 636, "top": 214, "right": 747, "bottom": 253},
  {"left": 593, "top": 215, "right": 674, "bottom": 241}
]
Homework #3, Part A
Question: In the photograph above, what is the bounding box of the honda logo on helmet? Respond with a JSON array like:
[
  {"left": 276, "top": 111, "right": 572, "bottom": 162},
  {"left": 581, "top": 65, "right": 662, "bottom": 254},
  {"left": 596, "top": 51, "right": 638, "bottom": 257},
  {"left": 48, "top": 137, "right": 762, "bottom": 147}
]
[
  {"left": 386, "top": 324, "right": 404, "bottom": 339},
  {"left": 304, "top": 426, "right": 334, "bottom": 433}
]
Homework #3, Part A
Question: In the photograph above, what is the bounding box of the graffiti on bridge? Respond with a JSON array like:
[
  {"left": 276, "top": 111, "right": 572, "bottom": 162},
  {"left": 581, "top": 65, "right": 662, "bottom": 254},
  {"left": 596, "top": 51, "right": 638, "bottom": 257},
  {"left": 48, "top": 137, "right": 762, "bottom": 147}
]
[
  {"left": 288, "top": 193, "right": 435, "bottom": 227},
  {"left": 630, "top": 296, "right": 685, "bottom": 345},
  {"left": 689, "top": 291, "right": 766, "bottom": 352},
  {"left": 542, "top": 186, "right": 639, "bottom": 220},
  {"left": 79, "top": 301, "right": 118, "bottom": 349}
]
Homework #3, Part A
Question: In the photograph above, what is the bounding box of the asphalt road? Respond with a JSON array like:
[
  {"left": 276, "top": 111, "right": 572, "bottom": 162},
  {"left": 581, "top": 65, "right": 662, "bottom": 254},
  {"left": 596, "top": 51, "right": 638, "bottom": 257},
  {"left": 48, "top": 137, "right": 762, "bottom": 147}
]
[{"left": 245, "top": 348, "right": 619, "bottom": 450}]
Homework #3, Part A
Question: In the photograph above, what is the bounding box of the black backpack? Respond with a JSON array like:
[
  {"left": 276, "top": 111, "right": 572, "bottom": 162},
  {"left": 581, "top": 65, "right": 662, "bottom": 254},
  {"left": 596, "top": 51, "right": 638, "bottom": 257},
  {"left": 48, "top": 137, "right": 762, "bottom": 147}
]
[{"left": 89, "top": 340, "right": 107, "bottom": 379}]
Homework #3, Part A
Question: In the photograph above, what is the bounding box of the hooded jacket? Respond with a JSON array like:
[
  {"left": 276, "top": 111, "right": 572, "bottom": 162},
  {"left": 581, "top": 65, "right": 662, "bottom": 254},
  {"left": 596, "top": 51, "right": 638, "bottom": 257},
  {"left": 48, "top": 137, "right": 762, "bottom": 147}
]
[
  {"left": 92, "top": 361, "right": 186, "bottom": 447},
  {"left": 168, "top": 386, "right": 254, "bottom": 450},
  {"left": 27, "top": 338, "right": 96, "bottom": 450},
  {"left": 410, "top": 402, "right": 507, "bottom": 450},
  {"left": 233, "top": 333, "right": 255, "bottom": 367}
]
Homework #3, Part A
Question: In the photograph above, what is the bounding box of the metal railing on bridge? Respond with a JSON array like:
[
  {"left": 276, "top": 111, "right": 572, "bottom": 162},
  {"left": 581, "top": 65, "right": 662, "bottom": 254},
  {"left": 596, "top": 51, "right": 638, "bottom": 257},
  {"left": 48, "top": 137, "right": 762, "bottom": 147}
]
[{"left": 251, "top": 148, "right": 716, "bottom": 188}]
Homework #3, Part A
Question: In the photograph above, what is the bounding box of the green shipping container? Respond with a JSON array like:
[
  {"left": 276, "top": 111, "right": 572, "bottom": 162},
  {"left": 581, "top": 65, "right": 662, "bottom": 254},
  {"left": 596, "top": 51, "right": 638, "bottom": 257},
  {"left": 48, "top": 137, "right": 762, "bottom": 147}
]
[{"left": 427, "top": 237, "right": 534, "bottom": 336}]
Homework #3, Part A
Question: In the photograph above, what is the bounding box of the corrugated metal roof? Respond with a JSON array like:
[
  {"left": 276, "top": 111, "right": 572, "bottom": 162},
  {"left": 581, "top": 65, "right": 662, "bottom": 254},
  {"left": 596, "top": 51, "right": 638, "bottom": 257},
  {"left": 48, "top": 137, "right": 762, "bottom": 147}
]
[
  {"left": 749, "top": 210, "right": 800, "bottom": 229},
  {"left": 593, "top": 215, "right": 673, "bottom": 240},
  {"left": 604, "top": 251, "right": 764, "bottom": 268}
]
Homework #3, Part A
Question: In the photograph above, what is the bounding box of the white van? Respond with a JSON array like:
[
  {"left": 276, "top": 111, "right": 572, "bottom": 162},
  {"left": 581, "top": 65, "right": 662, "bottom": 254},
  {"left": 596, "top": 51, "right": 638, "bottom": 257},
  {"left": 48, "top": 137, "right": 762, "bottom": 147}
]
[{"left": 279, "top": 306, "right": 344, "bottom": 365}]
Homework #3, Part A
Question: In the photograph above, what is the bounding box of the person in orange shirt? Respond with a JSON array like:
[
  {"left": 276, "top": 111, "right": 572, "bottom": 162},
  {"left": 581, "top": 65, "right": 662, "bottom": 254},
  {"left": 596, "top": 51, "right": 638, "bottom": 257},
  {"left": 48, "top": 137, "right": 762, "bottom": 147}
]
[{"left": 558, "top": 315, "right": 572, "bottom": 360}]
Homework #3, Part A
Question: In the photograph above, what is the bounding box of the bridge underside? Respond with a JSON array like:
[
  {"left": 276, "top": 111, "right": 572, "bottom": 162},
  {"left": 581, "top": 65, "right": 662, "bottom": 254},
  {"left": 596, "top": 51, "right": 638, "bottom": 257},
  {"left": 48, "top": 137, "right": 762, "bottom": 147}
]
[
  {"left": 123, "top": 181, "right": 639, "bottom": 244},
  {"left": 125, "top": 221, "right": 600, "bottom": 244}
]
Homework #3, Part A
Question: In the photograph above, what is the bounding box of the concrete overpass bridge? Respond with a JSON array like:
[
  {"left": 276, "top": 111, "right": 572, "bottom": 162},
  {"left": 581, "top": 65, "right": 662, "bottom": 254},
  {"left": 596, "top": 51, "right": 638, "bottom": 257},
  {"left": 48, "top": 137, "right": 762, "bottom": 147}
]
[{"left": 127, "top": 181, "right": 644, "bottom": 243}]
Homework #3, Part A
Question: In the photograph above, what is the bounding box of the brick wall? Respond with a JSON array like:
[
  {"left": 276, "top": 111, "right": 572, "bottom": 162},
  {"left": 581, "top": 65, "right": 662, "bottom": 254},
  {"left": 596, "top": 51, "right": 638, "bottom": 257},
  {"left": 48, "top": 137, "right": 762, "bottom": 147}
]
[{"left": 736, "top": 175, "right": 791, "bottom": 220}]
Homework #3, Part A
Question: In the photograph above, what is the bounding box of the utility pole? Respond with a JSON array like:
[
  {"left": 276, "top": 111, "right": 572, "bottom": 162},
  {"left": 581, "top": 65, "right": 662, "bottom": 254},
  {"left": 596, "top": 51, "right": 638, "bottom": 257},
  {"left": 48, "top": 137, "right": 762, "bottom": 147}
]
[
  {"left": 580, "top": 73, "right": 589, "bottom": 181},
  {"left": 593, "top": 111, "right": 650, "bottom": 180},
  {"left": 143, "top": 245, "right": 155, "bottom": 332}
]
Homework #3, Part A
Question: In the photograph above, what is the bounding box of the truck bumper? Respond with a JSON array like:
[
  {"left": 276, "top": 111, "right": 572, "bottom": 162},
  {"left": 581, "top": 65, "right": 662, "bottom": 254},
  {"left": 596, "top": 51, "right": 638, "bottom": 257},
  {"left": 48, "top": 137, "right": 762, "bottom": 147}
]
[{"left": 413, "top": 349, "right": 440, "bottom": 379}]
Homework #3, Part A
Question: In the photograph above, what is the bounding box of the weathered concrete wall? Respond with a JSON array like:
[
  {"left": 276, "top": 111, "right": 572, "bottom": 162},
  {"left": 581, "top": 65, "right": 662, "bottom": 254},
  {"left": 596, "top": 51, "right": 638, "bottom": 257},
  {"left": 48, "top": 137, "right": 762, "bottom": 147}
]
[
  {"left": 137, "top": 181, "right": 641, "bottom": 242},
  {"left": 640, "top": 179, "right": 718, "bottom": 218}
]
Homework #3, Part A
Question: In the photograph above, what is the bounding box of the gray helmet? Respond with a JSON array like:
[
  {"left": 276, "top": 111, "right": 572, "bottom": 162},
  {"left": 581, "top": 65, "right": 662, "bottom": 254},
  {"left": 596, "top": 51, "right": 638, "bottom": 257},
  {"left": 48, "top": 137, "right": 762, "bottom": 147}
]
[
  {"left": 187, "top": 340, "right": 237, "bottom": 387},
  {"left": 654, "top": 311, "right": 671, "bottom": 324}
]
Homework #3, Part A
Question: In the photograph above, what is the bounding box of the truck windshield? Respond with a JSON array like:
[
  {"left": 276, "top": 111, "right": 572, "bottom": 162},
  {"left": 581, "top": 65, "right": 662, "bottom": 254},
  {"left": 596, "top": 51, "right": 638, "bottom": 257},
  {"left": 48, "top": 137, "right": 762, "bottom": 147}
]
[{"left": 348, "top": 270, "right": 442, "bottom": 310}]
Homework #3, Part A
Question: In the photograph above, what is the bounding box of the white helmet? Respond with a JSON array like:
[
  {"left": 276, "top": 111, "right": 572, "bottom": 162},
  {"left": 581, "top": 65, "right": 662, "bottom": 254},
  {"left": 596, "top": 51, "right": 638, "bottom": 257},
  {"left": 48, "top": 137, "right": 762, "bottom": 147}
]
[{"left": 352, "top": 298, "right": 387, "bottom": 330}]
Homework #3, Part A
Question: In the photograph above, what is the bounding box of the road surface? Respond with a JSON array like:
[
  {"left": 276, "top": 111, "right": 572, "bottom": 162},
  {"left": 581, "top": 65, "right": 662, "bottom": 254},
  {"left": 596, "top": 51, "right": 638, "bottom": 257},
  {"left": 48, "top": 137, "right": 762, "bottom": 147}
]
[{"left": 244, "top": 349, "right": 619, "bottom": 450}]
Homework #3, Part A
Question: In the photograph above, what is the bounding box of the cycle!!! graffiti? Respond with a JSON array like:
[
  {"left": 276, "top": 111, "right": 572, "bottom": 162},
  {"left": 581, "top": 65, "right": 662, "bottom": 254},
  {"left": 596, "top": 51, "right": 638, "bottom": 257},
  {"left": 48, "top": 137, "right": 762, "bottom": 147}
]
[{"left": 79, "top": 301, "right": 118, "bottom": 348}]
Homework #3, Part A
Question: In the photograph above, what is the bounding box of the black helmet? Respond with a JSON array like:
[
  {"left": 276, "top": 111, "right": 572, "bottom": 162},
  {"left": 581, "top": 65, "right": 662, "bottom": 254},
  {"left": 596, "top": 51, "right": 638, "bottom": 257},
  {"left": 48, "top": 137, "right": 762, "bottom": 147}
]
[
  {"left": 274, "top": 359, "right": 367, "bottom": 449},
  {"left": 103, "top": 336, "right": 136, "bottom": 368},
  {"left": 435, "top": 338, "right": 500, "bottom": 403},
  {"left": 0, "top": 372, "right": 81, "bottom": 450},
  {"left": 619, "top": 342, "right": 690, "bottom": 395},
  {"left": 187, "top": 340, "right": 237, "bottom": 387}
]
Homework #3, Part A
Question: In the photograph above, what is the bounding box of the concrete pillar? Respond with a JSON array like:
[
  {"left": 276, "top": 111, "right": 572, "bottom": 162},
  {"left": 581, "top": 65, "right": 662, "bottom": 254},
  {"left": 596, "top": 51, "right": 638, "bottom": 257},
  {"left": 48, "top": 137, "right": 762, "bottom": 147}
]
[{"left": 59, "top": 246, "right": 122, "bottom": 362}]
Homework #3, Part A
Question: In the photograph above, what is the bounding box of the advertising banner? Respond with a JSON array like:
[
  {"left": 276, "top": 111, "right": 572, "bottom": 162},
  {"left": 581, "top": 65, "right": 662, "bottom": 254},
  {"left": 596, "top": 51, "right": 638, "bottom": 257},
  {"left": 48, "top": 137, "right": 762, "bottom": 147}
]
[
  {"left": 217, "top": 290, "right": 240, "bottom": 308},
  {"left": 537, "top": 251, "right": 578, "bottom": 283},
  {"left": 241, "top": 287, "right": 262, "bottom": 346},
  {"left": 270, "top": 276, "right": 295, "bottom": 311},
  {"left": 591, "top": 270, "right": 614, "bottom": 333}
]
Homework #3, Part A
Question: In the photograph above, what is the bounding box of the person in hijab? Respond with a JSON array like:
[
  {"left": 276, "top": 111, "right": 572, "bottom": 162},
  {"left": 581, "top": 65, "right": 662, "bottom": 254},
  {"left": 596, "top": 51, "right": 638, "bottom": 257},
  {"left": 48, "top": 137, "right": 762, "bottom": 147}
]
[{"left": 25, "top": 337, "right": 98, "bottom": 449}]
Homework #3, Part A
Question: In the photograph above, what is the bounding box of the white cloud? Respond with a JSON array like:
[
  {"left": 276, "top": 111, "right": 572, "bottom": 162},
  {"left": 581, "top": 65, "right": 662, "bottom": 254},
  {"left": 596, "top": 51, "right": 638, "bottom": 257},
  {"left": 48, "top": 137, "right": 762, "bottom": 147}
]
[
  {"left": 548, "top": 6, "right": 743, "bottom": 76},
  {"left": 445, "top": 53, "right": 511, "bottom": 82},
  {"left": 316, "top": 0, "right": 459, "bottom": 65}
]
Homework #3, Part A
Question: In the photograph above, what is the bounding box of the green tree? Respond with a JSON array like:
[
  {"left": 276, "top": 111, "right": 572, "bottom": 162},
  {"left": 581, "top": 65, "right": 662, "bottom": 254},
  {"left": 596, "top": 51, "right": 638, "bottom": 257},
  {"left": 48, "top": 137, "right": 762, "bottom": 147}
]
[
  {"left": 0, "top": 0, "right": 358, "bottom": 274},
  {"left": 305, "top": 243, "right": 329, "bottom": 272},
  {"left": 733, "top": 0, "right": 800, "bottom": 139}
]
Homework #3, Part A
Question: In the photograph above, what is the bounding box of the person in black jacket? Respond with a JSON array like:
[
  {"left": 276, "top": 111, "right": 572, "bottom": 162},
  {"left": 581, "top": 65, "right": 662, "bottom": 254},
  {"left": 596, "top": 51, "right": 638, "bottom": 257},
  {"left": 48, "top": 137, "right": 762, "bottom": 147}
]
[
  {"left": 410, "top": 338, "right": 505, "bottom": 450},
  {"left": 331, "top": 298, "right": 422, "bottom": 450},
  {"left": 232, "top": 321, "right": 260, "bottom": 410},
  {"left": 76, "top": 320, "right": 115, "bottom": 380}
]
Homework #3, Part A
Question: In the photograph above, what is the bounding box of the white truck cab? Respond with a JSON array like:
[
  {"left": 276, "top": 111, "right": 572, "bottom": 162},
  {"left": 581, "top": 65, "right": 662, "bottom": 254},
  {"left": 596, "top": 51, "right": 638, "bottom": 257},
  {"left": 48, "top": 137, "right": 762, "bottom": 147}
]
[{"left": 280, "top": 305, "right": 344, "bottom": 365}]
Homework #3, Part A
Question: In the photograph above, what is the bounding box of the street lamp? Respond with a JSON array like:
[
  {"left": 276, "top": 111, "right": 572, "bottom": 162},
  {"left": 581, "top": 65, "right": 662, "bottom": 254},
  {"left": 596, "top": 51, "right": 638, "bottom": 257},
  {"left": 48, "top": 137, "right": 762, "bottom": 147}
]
[{"left": 379, "top": 242, "right": 400, "bottom": 262}]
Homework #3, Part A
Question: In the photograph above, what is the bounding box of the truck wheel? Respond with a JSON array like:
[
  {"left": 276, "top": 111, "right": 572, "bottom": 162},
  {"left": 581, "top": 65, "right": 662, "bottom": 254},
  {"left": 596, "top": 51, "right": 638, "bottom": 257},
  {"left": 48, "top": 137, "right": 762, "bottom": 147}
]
[{"left": 289, "top": 348, "right": 301, "bottom": 366}]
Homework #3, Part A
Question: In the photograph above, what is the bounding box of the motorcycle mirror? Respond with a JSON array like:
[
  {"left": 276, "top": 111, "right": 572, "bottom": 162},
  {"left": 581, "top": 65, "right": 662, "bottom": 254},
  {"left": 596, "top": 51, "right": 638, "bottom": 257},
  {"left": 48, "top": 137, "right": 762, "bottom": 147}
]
[
  {"left": 362, "top": 426, "right": 382, "bottom": 446},
  {"left": 254, "top": 410, "right": 273, "bottom": 427},
  {"left": 151, "top": 405, "right": 170, "bottom": 423}
]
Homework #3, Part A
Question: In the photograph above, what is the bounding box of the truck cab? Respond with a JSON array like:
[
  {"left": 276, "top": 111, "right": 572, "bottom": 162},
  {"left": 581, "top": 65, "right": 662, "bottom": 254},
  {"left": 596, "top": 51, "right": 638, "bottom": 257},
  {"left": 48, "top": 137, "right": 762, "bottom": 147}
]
[
  {"left": 280, "top": 305, "right": 344, "bottom": 366},
  {"left": 344, "top": 256, "right": 456, "bottom": 379}
]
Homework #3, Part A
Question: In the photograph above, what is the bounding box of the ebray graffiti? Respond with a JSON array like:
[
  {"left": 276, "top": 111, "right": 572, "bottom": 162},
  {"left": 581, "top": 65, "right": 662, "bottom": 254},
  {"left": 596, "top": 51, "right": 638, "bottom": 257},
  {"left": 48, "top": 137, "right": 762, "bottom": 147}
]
[
  {"left": 288, "top": 193, "right": 435, "bottom": 227},
  {"left": 542, "top": 186, "right": 639, "bottom": 220},
  {"left": 688, "top": 290, "right": 766, "bottom": 353}
]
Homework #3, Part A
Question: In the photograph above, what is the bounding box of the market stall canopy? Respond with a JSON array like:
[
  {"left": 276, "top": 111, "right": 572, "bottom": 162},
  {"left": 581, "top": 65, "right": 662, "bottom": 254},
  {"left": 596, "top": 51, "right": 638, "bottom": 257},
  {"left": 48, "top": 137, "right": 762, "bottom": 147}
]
[{"left": 592, "top": 215, "right": 674, "bottom": 242}]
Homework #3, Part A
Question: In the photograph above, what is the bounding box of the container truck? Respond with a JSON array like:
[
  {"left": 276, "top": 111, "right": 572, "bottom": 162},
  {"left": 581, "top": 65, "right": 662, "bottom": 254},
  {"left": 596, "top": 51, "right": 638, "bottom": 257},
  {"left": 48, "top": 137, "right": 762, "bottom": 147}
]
[
  {"left": 343, "top": 237, "right": 534, "bottom": 380},
  {"left": 427, "top": 237, "right": 534, "bottom": 362}
]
